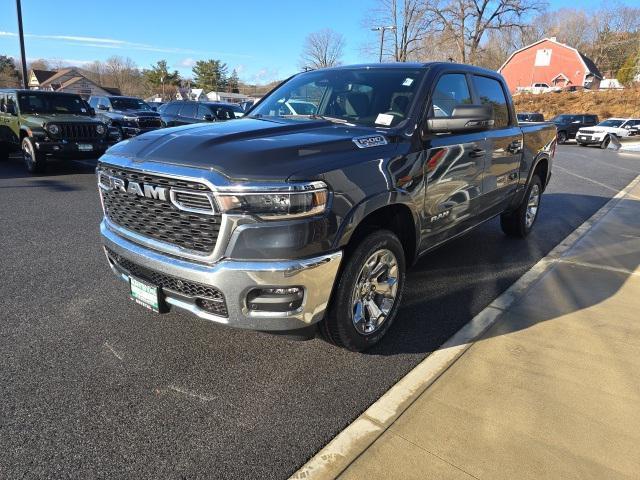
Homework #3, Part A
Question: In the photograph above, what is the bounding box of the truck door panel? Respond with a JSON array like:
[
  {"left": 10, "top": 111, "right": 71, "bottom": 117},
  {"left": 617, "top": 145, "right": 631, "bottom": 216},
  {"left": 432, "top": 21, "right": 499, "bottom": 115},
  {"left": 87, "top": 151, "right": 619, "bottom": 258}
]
[
  {"left": 471, "top": 75, "right": 521, "bottom": 211},
  {"left": 421, "top": 73, "right": 486, "bottom": 243}
]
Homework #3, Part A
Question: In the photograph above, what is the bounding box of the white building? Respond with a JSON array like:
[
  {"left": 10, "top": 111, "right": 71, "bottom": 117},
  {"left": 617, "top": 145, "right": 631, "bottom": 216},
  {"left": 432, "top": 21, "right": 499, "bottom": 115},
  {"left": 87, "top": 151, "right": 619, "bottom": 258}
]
[
  {"left": 600, "top": 78, "right": 624, "bottom": 90},
  {"left": 206, "top": 91, "right": 250, "bottom": 104}
]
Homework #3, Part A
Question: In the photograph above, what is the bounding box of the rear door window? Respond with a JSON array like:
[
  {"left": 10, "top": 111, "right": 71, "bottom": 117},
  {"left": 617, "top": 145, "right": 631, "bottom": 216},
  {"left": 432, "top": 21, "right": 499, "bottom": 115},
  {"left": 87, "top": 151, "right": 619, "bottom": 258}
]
[
  {"left": 471, "top": 75, "right": 510, "bottom": 128},
  {"left": 196, "top": 105, "right": 211, "bottom": 120}
]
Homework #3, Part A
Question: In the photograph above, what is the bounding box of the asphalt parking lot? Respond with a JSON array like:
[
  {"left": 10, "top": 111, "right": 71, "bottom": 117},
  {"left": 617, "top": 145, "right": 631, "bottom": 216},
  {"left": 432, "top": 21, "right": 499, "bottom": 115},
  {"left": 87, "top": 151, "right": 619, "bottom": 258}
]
[{"left": 1, "top": 145, "right": 639, "bottom": 479}]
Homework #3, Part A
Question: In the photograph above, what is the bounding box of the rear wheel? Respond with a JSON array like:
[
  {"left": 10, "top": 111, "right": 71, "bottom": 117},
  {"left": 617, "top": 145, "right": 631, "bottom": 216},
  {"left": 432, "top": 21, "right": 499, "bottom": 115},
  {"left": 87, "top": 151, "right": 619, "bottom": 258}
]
[
  {"left": 321, "top": 230, "right": 405, "bottom": 351},
  {"left": 22, "top": 137, "right": 46, "bottom": 174},
  {"left": 500, "top": 174, "right": 542, "bottom": 238},
  {"left": 557, "top": 131, "right": 567, "bottom": 144}
]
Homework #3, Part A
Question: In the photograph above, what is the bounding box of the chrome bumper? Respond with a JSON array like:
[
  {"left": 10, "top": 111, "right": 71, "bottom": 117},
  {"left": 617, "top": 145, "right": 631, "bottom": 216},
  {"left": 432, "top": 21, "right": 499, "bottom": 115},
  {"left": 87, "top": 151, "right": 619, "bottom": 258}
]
[{"left": 100, "top": 219, "right": 342, "bottom": 331}]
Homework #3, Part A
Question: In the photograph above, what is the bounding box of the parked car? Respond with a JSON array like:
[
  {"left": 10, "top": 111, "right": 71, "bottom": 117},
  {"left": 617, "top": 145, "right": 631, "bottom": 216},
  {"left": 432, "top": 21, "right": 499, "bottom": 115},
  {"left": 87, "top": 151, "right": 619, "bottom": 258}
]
[
  {"left": 159, "top": 101, "right": 243, "bottom": 127},
  {"left": 148, "top": 101, "right": 164, "bottom": 111},
  {"left": 0, "top": 89, "right": 112, "bottom": 173},
  {"left": 88, "top": 95, "right": 163, "bottom": 140},
  {"left": 517, "top": 83, "right": 561, "bottom": 95},
  {"left": 576, "top": 118, "right": 640, "bottom": 148},
  {"left": 517, "top": 112, "right": 544, "bottom": 122},
  {"left": 96, "top": 62, "right": 556, "bottom": 351},
  {"left": 550, "top": 114, "right": 599, "bottom": 144},
  {"left": 240, "top": 100, "right": 255, "bottom": 112}
]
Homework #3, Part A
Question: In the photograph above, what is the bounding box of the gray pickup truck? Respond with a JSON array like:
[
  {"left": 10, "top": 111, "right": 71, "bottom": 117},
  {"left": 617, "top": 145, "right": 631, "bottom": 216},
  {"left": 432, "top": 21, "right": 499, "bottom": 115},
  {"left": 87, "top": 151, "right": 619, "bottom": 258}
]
[{"left": 97, "top": 62, "right": 556, "bottom": 351}]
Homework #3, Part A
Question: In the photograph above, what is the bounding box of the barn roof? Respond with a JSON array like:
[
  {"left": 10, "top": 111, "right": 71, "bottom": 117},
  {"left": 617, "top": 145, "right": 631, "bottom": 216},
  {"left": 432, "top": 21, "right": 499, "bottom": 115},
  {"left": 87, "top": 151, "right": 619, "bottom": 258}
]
[
  {"left": 31, "top": 69, "right": 56, "bottom": 84},
  {"left": 498, "top": 38, "right": 602, "bottom": 79}
]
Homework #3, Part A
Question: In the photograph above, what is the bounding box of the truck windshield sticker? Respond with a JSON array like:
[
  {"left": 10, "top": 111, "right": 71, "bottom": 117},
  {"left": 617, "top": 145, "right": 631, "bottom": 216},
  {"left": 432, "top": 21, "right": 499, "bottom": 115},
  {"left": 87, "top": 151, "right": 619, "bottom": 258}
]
[
  {"left": 375, "top": 113, "right": 394, "bottom": 126},
  {"left": 402, "top": 78, "right": 414, "bottom": 87}
]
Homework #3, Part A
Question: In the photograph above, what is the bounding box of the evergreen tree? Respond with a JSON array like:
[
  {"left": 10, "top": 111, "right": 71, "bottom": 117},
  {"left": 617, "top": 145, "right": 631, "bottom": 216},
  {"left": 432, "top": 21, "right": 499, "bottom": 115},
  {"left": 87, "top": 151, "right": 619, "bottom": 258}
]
[
  {"left": 227, "top": 69, "right": 240, "bottom": 93},
  {"left": 617, "top": 52, "right": 639, "bottom": 86},
  {"left": 192, "top": 60, "right": 228, "bottom": 92}
]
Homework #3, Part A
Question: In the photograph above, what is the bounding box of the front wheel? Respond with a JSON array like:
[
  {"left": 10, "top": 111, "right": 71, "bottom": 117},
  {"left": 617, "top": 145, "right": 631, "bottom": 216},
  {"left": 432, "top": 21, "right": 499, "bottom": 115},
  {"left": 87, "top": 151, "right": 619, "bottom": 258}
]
[
  {"left": 600, "top": 135, "right": 610, "bottom": 149},
  {"left": 557, "top": 131, "right": 567, "bottom": 144},
  {"left": 500, "top": 174, "right": 542, "bottom": 238},
  {"left": 22, "top": 137, "right": 46, "bottom": 174},
  {"left": 321, "top": 230, "right": 406, "bottom": 351}
]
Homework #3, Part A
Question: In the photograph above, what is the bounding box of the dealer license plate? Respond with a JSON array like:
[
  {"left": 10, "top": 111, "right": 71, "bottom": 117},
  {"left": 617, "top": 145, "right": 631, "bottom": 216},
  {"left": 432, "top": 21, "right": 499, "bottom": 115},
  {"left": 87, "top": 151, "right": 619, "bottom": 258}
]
[
  {"left": 130, "top": 276, "right": 161, "bottom": 312},
  {"left": 77, "top": 143, "right": 93, "bottom": 151}
]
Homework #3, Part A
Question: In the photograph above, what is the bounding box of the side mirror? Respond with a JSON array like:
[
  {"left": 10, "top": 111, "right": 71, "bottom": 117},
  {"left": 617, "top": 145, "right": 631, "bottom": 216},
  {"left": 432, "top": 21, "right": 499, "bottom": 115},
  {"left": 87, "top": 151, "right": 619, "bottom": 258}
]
[
  {"left": 427, "top": 105, "right": 494, "bottom": 134},
  {"left": 97, "top": 104, "right": 108, "bottom": 111},
  {"left": 203, "top": 114, "right": 214, "bottom": 121},
  {"left": 6, "top": 103, "right": 16, "bottom": 115},
  {"left": 89, "top": 107, "right": 96, "bottom": 116}
]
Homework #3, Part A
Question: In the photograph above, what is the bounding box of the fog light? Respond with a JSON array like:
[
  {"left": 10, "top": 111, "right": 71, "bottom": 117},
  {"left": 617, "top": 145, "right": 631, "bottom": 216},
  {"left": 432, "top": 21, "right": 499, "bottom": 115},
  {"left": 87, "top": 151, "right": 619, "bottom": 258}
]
[{"left": 247, "top": 286, "right": 304, "bottom": 313}]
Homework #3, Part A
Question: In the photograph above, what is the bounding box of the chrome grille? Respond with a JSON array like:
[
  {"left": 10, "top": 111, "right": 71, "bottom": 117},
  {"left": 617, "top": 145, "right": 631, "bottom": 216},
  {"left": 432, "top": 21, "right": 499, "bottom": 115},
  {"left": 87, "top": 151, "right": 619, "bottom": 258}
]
[
  {"left": 99, "top": 165, "right": 221, "bottom": 253},
  {"left": 580, "top": 130, "right": 594, "bottom": 135},
  {"left": 60, "top": 123, "right": 101, "bottom": 140}
]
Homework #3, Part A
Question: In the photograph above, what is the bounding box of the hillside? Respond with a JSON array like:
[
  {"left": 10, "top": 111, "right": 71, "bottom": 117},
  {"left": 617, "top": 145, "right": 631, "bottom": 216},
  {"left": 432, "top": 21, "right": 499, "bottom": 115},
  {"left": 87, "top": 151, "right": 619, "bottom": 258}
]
[{"left": 513, "top": 88, "right": 640, "bottom": 120}]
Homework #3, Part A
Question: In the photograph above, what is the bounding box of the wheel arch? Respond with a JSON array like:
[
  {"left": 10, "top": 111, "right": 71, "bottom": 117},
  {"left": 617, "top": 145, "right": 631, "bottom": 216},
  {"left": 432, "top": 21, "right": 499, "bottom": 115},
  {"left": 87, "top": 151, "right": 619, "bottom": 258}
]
[{"left": 336, "top": 197, "right": 419, "bottom": 267}]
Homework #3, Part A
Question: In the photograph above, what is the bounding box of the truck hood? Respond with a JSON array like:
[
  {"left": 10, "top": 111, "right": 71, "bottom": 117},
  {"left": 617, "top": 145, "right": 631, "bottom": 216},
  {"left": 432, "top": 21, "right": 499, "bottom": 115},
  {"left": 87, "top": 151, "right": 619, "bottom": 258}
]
[
  {"left": 112, "top": 109, "right": 160, "bottom": 117},
  {"left": 22, "top": 113, "right": 103, "bottom": 126},
  {"left": 102, "top": 118, "right": 398, "bottom": 182}
]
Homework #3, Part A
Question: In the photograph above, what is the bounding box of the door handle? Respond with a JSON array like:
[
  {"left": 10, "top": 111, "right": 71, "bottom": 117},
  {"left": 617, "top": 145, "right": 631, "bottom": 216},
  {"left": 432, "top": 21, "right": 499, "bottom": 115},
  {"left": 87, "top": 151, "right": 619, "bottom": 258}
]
[
  {"left": 470, "top": 148, "right": 485, "bottom": 158},
  {"left": 507, "top": 141, "right": 522, "bottom": 153}
]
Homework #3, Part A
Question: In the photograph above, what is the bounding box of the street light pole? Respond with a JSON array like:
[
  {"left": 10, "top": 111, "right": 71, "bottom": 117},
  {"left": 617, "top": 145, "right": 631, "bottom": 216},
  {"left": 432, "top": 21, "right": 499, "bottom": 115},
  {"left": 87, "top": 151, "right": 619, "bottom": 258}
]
[
  {"left": 371, "top": 26, "right": 397, "bottom": 63},
  {"left": 15, "top": 0, "right": 28, "bottom": 89}
]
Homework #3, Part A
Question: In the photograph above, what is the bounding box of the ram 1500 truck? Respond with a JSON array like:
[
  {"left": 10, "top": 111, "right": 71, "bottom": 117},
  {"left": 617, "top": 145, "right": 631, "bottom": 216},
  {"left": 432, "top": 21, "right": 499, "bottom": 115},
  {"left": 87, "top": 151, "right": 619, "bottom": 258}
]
[{"left": 97, "top": 63, "right": 556, "bottom": 351}]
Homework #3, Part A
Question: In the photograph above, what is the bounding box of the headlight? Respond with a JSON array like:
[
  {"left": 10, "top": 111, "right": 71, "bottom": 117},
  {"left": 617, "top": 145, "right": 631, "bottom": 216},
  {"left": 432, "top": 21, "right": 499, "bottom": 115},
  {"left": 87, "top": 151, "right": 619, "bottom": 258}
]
[
  {"left": 47, "top": 123, "right": 59, "bottom": 135},
  {"left": 123, "top": 116, "right": 137, "bottom": 122},
  {"left": 96, "top": 124, "right": 105, "bottom": 135},
  {"left": 214, "top": 181, "right": 328, "bottom": 220}
]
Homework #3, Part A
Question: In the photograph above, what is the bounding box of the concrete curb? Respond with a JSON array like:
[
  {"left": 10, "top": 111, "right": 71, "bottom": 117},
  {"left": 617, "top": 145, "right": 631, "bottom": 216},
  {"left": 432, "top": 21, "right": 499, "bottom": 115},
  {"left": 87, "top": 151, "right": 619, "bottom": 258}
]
[{"left": 290, "top": 173, "right": 640, "bottom": 480}]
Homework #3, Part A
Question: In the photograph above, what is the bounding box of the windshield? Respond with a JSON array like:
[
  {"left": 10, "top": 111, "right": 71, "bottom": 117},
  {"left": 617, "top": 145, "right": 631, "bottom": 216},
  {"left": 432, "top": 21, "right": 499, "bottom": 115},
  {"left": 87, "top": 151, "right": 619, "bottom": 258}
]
[
  {"left": 598, "top": 119, "right": 624, "bottom": 128},
  {"left": 249, "top": 67, "right": 426, "bottom": 127},
  {"left": 111, "top": 97, "right": 151, "bottom": 111},
  {"left": 18, "top": 92, "right": 90, "bottom": 115}
]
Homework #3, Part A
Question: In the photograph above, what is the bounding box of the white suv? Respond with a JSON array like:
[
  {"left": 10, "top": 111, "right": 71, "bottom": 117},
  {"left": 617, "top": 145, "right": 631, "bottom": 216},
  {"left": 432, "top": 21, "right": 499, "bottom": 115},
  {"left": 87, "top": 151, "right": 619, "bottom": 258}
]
[{"left": 576, "top": 118, "right": 640, "bottom": 148}]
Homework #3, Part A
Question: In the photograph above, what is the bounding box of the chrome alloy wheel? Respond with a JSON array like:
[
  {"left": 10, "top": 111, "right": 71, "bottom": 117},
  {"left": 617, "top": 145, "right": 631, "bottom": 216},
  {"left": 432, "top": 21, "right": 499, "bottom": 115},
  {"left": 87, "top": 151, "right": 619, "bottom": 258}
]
[
  {"left": 525, "top": 183, "right": 540, "bottom": 228},
  {"left": 351, "top": 249, "right": 399, "bottom": 335}
]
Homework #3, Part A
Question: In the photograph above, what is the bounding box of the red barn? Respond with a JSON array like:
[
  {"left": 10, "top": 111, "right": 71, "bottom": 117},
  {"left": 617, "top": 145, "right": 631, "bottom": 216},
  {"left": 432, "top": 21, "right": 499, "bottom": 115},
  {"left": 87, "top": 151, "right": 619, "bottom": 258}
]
[{"left": 498, "top": 38, "right": 602, "bottom": 93}]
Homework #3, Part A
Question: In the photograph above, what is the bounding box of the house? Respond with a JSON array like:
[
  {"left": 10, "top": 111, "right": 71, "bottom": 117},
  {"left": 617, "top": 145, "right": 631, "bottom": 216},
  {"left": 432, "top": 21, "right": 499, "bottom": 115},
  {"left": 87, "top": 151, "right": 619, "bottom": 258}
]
[
  {"left": 176, "top": 88, "right": 207, "bottom": 101},
  {"left": 27, "top": 68, "right": 118, "bottom": 99},
  {"left": 498, "top": 38, "right": 602, "bottom": 93},
  {"left": 206, "top": 91, "right": 250, "bottom": 104}
]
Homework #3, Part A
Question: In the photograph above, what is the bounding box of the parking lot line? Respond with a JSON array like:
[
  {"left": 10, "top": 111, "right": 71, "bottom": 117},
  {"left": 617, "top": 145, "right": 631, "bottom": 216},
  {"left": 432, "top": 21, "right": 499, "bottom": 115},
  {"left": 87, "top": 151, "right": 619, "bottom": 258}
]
[
  {"left": 290, "top": 172, "right": 640, "bottom": 480},
  {"left": 554, "top": 164, "right": 639, "bottom": 199}
]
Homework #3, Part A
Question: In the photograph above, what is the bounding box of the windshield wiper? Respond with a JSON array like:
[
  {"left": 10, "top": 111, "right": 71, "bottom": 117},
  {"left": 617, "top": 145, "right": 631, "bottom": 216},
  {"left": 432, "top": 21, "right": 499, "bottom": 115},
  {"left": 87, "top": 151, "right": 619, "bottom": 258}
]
[{"left": 281, "top": 114, "right": 350, "bottom": 124}]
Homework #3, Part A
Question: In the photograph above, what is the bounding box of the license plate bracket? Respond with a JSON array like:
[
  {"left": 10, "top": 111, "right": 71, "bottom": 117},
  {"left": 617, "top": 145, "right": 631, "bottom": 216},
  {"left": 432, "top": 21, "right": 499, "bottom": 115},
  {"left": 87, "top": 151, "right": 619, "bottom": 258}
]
[{"left": 129, "top": 276, "right": 166, "bottom": 313}]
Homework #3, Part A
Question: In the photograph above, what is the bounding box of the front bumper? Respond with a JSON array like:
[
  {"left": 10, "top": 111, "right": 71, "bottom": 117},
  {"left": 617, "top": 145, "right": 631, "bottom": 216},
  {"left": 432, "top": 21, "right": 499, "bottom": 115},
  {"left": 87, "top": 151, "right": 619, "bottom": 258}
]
[
  {"left": 35, "top": 139, "right": 110, "bottom": 157},
  {"left": 100, "top": 219, "right": 343, "bottom": 331}
]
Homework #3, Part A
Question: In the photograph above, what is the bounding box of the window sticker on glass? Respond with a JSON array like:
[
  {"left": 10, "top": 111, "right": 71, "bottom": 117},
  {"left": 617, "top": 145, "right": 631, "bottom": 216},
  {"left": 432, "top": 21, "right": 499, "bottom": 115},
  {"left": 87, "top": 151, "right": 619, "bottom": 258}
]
[
  {"left": 402, "top": 78, "right": 414, "bottom": 87},
  {"left": 375, "top": 113, "right": 394, "bottom": 126}
]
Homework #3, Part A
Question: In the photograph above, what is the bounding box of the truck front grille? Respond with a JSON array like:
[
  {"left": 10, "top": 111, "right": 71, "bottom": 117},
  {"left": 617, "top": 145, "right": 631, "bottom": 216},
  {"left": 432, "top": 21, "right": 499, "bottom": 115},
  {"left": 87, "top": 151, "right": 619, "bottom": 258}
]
[
  {"left": 99, "top": 165, "right": 221, "bottom": 254},
  {"left": 136, "top": 117, "right": 162, "bottom": 128},
  {"left": 106, "top": 247, "right": 228, "bottom": 317},
  {"left": 60, "top": 123, "right": 102, "bottom": 140},
  {"left": 580, "top": 130, "right": 594, "bottom": 134}
]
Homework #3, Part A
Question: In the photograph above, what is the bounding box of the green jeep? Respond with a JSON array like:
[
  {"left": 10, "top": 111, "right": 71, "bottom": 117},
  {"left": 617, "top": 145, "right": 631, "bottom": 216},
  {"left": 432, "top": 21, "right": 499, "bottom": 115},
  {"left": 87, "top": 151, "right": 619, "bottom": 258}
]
[{"left": 0, "top": 89, "right": 113, "bottom": 173}]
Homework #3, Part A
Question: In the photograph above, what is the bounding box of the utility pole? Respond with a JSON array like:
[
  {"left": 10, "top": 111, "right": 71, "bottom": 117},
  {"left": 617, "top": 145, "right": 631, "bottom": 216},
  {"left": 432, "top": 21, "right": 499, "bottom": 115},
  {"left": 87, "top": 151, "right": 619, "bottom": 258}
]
[
  {"left": 371, "top": 26, "right": 396, "bottom": 63},
  {"left": 15, "top": 0, "right": 28, "bottom": 89}
]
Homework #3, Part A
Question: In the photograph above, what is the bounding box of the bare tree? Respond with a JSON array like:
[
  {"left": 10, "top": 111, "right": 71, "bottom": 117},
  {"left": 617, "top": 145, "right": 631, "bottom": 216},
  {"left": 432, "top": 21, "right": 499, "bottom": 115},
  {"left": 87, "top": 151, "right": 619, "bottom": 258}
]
[
  {"left": 424, "top": 0, "right": 544, "bottom": 64},
  {"left": 300, "top": 29, "right": 346, "bottom": 69},
  {"left": 366, "top": 0, "right": 429, "bottom": 61}
]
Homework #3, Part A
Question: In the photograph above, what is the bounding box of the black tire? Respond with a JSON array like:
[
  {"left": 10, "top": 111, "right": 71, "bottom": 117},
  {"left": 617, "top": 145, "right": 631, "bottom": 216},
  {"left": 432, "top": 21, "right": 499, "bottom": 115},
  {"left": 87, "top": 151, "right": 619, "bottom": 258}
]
[
  {"left": 320, "top": 230, "right": 406, "bottom": 352},
  {"left": 557, "top": 131, "right": 567, "bottom": 144},
  {"left": 500, "top": 174, "right": 543, "bottom": 238},
  {"left": 22, "top": 137, "right": 46, "bottom": 174},
  {"left": 600, "top": 135, "right": 610, "bottom": 149}
]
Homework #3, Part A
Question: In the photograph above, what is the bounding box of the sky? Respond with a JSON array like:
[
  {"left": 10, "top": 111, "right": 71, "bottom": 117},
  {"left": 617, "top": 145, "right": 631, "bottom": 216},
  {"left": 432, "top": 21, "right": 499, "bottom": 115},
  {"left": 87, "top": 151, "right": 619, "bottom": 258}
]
[{"left": 0, "top": 0, "right": 632, "bottom": 84}]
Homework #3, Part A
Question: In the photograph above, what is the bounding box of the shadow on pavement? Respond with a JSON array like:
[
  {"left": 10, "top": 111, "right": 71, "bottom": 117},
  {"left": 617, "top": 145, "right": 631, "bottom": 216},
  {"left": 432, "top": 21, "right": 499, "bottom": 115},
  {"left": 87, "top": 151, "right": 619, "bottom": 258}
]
[
  {"left": 0, "top": 154, "right": 98, "bottom": 180},
  {"left": 369, "top": 193, "right": 638, "bottom": 356}
]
